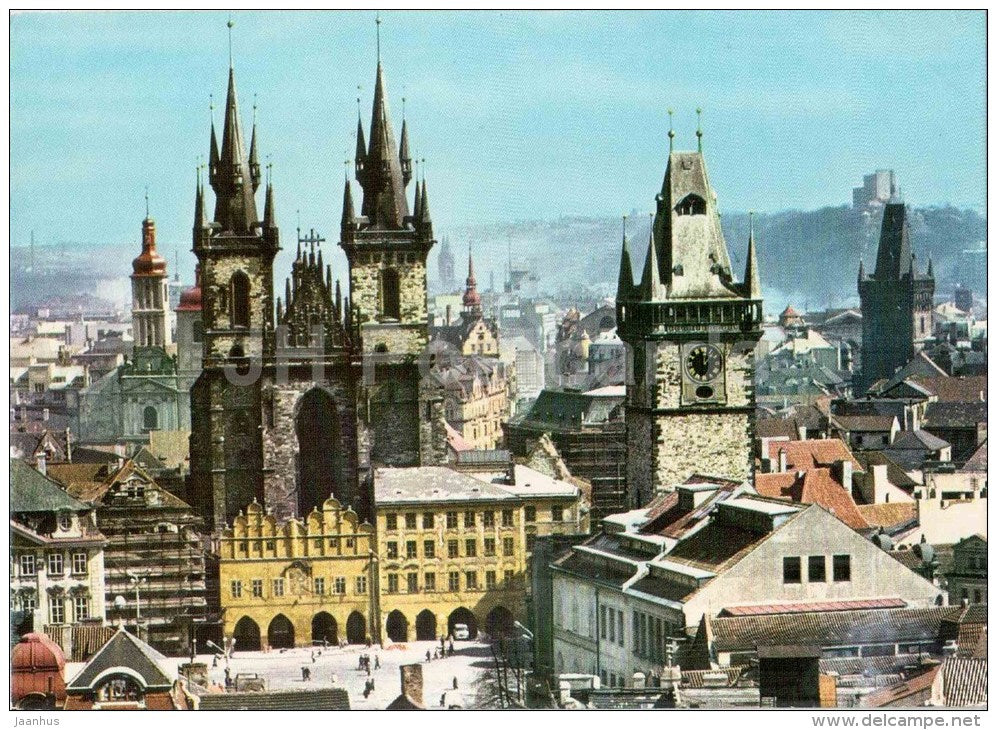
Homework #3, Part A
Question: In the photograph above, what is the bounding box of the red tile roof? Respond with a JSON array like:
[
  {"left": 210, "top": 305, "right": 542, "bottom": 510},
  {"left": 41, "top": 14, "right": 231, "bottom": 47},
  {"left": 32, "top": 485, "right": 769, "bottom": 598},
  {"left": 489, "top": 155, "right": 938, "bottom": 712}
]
[
  {"left": 721, "top": 598, "right": 907, "bottom": 617},
  {"left": 860, "top": 665, "right": 940, "bottom": 707},
  {"left": 765, "top": 439, "right": 863, "bottom": 472},
  {"left": 755, "top": 468, "right": 869, "bottom": 530}
]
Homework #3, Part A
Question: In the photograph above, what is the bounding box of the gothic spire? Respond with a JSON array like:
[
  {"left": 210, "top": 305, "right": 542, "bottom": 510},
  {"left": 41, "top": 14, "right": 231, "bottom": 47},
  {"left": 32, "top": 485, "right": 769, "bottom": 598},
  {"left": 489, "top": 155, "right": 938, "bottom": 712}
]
[
  {"left": 399, "top": 116, "right": 412, "bottom": 186},
  {"left": 263, "top": 179, "right": 277, "bottom": 229},
  {"left": 419, "top": 177, "right": 432, "bottom": 225},
  {"left": 354, "top": 103, "right": 367, "bottom": 180},
  {"left": 210, "top": 64, "right": 259, "bottom": 233},
  {"left": 640, "top": 214, "right": 663, "bottom": 300},
  {"left": 412, "top": 179, "right": 422, "bottom": 221},
  {"left": 616, "top": 216, "right": 635, "bottom": 302},
  {"left": 359, "top": 58, "right": 409, "bottom": 228},
  {"left": 744, "top": 212, "right": 761, "bottom": 299},
  {"left": 463, "top": 245, "right": 482, "bottom": 316},
  {"left": 194, "top": 166, "right": 207, "bottom": 231},
  {"left": 249, "top": 98, "right": 261, "bottom": 192},
  {"left": 927, "top": 255, "right": 934, "bottom": 278},
  {"left": 341, "top": 177, "right": 356, "bottom": 229},
  {"left": 858, "top": 257, "right": 865, "bottom": 282}
]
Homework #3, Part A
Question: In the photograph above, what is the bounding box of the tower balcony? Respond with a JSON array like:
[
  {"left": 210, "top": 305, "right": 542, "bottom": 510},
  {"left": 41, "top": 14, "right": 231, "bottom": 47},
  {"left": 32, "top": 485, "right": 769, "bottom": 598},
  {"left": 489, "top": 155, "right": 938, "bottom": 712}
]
[{"left": 617, "top": 298, "right": 762, "bottom": 341}]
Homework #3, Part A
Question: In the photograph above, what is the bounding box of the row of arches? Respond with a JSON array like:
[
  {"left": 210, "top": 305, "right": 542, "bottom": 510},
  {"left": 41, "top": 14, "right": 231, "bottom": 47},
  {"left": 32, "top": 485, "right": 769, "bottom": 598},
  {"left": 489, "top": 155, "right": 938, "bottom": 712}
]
[
  {"left": 383, "top": 605, "right": 515, "bottom": 643},
  {"left": 232, "top": 606, "right": 517, "bottom": 649},
  {"left": 233, "top": 611, "right": 369, "bottom": 650}
]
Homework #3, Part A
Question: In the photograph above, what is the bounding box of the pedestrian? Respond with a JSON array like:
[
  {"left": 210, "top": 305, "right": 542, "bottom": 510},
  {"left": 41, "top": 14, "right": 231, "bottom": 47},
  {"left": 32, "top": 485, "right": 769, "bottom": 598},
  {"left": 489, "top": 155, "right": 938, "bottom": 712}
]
[
  {"left": 440, "top": 693, "right": 446, "bottom": 707},
  {"left": 374, "top": 654, "right": 380, "bottom": 669},
  {"left": 212, "top": 655, "right": 218, "bottom": 668},
  {"left": 453, "top": 676, "right": 458, "bottom": 690},
  {"left": 224, "top": 667, "right": 231, "bottom": 689},
  {"left": 366, "top": 664, "right": 372, "bottom": 677},
  {"left": 311, "top": 651, "right": 316, "bottom": 663},
  {"left": 426, "top": 650, "right": 431, "bottom": 662}
]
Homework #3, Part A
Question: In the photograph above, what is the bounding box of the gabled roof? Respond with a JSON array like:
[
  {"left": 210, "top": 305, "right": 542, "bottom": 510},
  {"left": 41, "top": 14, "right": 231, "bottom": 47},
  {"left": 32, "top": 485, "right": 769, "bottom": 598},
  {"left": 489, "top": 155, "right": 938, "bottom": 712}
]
[
  {"left": 832, "top": 414, "right": 897, "bottom": 432},
  {"left": 754, "top": 469, "right": 869, "bottom": 531},
  {"left": 197, "top": 688, "right": 350, "bottom": 711},
  {"left": 66, "top": 628, "right": 173, "bottom": 691},
  {"left": 854, "top": 450, "right": 919, "bottom": 490},
  {"left": 923, "top": 401, "right": 988, "bottom": 429},
  {"left": 941, "top": 657, "right": 988, "bottom": 707},
  {"left": 764, "top": 439, "right": 863, "bottom": 472},
  {"left": 859, "top": 664, "right": 940, "bottom": 707},
  {"left": 10, "top": 458, "right": 91, "bottom": 513},
  {"left": 889, "top": 429, "right": 950, "bottom": 452},
  {"left": 960, "top": 441, "right": 987, "bottom": 472},
  {"left": 856, "top": 502, "right": 917, "bottom": 530},
  {"left": 907, "top": 375, "right": 988, "bottom": 403}
]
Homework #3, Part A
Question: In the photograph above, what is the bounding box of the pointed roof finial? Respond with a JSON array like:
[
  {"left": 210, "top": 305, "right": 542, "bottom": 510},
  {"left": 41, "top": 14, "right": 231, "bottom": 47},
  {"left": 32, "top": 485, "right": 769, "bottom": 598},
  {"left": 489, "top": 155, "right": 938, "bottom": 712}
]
[
  {"left": 227, "top": 14, "right": 234, "bottom": 68},
  {"left": 696, "top": 108, "right": 703, "bottom": 152},
  {"left": 375, "top": 12, "right": 382, "bottom": 63},
  {"left": 144, "top": 186, "right": 149, "bottom": 219},
  {"left": 667, "top": 108, "right": 675, "bottom": 152},
  {"left": 744, "top": 210, "right": 761, "bottom": 299}
]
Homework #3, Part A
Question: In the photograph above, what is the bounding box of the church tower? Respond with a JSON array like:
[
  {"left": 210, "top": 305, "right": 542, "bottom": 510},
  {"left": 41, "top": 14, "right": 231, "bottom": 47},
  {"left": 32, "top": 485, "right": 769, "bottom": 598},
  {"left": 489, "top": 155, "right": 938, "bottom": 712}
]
[
  {"left": 189, "top": 57, "right": 279, "bottom": 530},
  {"left": 340, "top": 47, "right": 447, "bottom": 470},
  {"left": 858, "top": 202, "right": 934, "bottom": 391},
  {"left": 131, "top": 210, "right": 172, "bottom": 350},
  {"left": 616, "top": 128, "right": 763, "bottom": 507}
]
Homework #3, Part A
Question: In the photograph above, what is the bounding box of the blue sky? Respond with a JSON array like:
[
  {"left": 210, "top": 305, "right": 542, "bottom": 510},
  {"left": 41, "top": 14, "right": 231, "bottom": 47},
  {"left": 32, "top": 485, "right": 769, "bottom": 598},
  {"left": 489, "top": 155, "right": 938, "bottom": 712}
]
[{"left": 10, "top": 10, "right": 986, "bottom": 282}]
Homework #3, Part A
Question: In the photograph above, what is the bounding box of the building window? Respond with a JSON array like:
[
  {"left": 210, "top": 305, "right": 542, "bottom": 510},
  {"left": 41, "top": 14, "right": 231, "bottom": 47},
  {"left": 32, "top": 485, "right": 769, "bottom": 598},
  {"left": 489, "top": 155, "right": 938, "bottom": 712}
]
[
  {"left": 424, "top": 540, "right": 436, "bottom": 559},
  {"left": 381, "top": 268, "right": 401, "bottom": 320},
  {"left": 484, "top": 538, "right": 496, "bottom": 556},
  {"left": 406, "top": 541, "right": 417, "bottom": 559},
  {"left": 50, "top": 599, "right": 65, "bottom": 625},
  {"left": 483, "top": 511, "right": 495, "bottom": 528},
  {"left": 272, "top": 578, "right": 285, "bottom": 598},
  {"left": 832, "top": 554, "right": 851, "bottom": 582},
  {"left": 465, "top": 539, "right": 477, "bottom": 558},
  {"left": 251, "top": 579, "right": 263, "bottom": 598},
  {"left": 143, "top": 405, "right": 158, "bottom": 431},
  {"left": 783, "top": 557, "right": 802, "bottom": 584},
  {"left": 608, "top": 608, "right": 615, "bottom": 642},
  {"left": 385, "top": 514, "right": 397, "bottom": 531},
  {"left": 425, "top": 572, "right": 436, "bottom": 591},
  {"left": 231, "top": 271, "right": 251, "bottom": 328},
  {"left": 386, "top": 541, "right": 398, "bottom": 559},
  {"left": 504, "top": 569, "right": 514, "bottom": 584},
  {"left": 502, "top": 537, "right": 514, "bottom": 557},
  {"left": 387, "top": 574, "right": 399, "bottom": 594},
  {"left": 71, "top": 552, "right": 87, "bottom": 575},
  {"left": 486, "top": 570, "right": 497, "bottom": 590},
  {"left": 314, "top": 577, "right": 325, "bottom": 596},
  {"left": 73, "top": 596, "right": 90, "bottom": 622},
  {"left": 465, "top": 571, "right": 478, "bottom": 590},
  {"left": 58, "top": 513, "right": 72, "bottom": 532},
  {"left": 407, "top": 573, "right": 418, "bottom": 593},
  {"left": 22, "top": 594, "right": 36, "bottom": 613},
  {"left": 356, "top": 576, "right": 367, "bottom": 594},
  {"left": 448, "top": 540, "right": 459, "bottom": 558},
  {"left": 423, "top": 512, "right": 435, "bottom": 529},
  {"left": 446, "top": 511, "right": 458, "bottom": 529},
  {"left": 47, "top": 553, "right": 64, "bottom": 576},
  {"left": 19, "top": 554, "right": 35, "bottom": 577},
  {"left": 676, "top": 193, "right": 707, "bottom": 216},
  {"left": 551, "top": 505, "right": 564, "bottom": 522},
  {"left": 525, "top": 506, "right": 536, "bottom": 523},
  {"left": 231, "top": 580, "right": 242, "bottom": 599},
  {"left": 405, "top": 513, "right": 417, "bottom": 530},
  {"left": 448, "top": 571, "right": 460, "bottom": 592},
  {"left": 502, "top": 509, "right": 514, "bottom": 527},
  {"left": 334, "top": 577, "right": 346, "bottom": 595},
  {"left": 464, "top": 511, "right": 476, "bottom": 528},
  {"left": 808, "top": 555, "right": 826, "bottom": 583}
]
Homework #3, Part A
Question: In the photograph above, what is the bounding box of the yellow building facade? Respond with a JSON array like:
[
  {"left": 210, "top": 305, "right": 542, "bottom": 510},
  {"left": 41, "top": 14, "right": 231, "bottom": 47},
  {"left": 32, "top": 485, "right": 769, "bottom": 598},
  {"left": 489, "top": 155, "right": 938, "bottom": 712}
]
[
  {"left": 374, "top": 467, "right": 528, "bottom": 643},
  {"left": 219, "top": 498, "right": 377, "bottom": 650}
]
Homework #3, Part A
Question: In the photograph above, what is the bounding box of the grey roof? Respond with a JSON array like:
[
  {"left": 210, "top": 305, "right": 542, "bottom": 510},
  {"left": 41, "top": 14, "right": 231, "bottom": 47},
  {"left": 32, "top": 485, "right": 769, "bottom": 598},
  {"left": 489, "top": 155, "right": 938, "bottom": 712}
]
[
  {"left": 923, "top": 401, "right": 988, "bottom": 429},
  {"left": 67, "top": 629, "right": 173, "bottom": 691},
  {"left": 961, "top": 441, "right": 987, "bottom": 472},
  {"left": 10, "top": 458, "right": 90, "bottom": 513},
  {"left": 374, "top": 466, "right": 519, "bottom": 505},
  {"left": 516, "top": 387, "right": 624, "bottom": 430},
  {"left": 890, "top": 429, "right": 950, "bottom": 452},
  {"left": 942, "top": 657, "right": 988, "bottom": 707},
  {"left": 197, "top": 687, "right": 350, "bottom": 711}
]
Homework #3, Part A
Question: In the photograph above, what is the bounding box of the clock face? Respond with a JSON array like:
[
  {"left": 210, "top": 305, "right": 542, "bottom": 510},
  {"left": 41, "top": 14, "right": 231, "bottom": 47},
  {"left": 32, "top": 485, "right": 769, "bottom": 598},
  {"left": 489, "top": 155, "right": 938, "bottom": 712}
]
[{"left": 685, "top": 344, "right": 723, "bottom": 382}]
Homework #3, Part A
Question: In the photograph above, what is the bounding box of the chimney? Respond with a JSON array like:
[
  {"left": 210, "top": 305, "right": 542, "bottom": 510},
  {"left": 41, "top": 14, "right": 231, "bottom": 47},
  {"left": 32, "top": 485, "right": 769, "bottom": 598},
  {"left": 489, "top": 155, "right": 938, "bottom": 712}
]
[
  {"left": 837, "top": 459, "right": 853, "bottom": 494},
  {"left": 36, "top": 452, "right": 47, "bottom": 477},
  {"left": 871, "top": 464, "right": 889, "bottom": 503},
  {"left": 445, "top": 305, "right": 452, "bottom": 326},
  {"left": 65, "top": 427, "right": 72, "bottom": 462},
  {"left": 632, "top": 672, "right": 646, "bottom": 690},
  {"left": 399, "top": 663, "right": 424, "bottom": 707},
  {"left": 778, "top": 449, "right": 787, "bottom": 474}
]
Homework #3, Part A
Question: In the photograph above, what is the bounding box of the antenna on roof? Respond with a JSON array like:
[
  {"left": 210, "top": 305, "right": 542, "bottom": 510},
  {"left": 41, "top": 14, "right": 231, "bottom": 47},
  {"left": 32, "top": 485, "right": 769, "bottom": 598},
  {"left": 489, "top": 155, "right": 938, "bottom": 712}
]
[{"left": 696, "top": 108, "right": 703, "bottom": 152}]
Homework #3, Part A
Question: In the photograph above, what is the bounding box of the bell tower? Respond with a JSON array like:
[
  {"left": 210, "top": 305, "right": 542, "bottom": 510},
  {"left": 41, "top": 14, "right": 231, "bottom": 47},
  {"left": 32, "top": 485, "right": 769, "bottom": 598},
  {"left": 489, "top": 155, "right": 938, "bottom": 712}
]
[{"left": 616, "top": 121, "right": 762, "bottom": 507}]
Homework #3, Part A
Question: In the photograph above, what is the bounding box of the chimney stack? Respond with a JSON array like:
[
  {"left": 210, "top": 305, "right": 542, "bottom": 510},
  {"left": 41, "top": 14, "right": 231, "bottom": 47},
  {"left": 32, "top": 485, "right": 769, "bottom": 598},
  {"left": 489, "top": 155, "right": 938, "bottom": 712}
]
[
  {"left": 632, "top": 672, "right": 646, "bottom": 690},
  {"left": 778, "top": 449, "right": 787, "bottom": 474},
  {"left": 445, "top": 304, "right": 452, "bottom": 326},
  {"left": 36, "top": 453, "right": 47, "bottom": 477},
  {"left": 399, "top": 663, "right": 424, "bottom": 707},
  {"left": 837, "top": 459, "right": 853, "bottom": 494},
  {"left": 42, "top": 408, "right": 49, "bottom": 422}
]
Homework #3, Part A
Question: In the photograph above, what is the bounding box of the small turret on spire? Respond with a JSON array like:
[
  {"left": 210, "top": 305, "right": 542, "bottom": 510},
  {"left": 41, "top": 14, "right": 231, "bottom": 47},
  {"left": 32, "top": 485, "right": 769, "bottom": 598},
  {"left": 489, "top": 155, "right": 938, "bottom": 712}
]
[
  {"left": 354, "top": 97, "right": 366, "bottom": 180},
  {"left": 194, "top": 164, "right": 208, "bottom": 230},
  {"left": 926, "top": 255, "right": 934, "bottom": 278},
  {"left": 640, "top": 213, "right": 663, "bottom": 300},
  {"left": 263, "top": 175, "right": 277, "bottom": 229},
  {"left": 667, "top": 109, "right": 675, "bottom": 153},
  {"left": 696, "top": 107, "right": 703, "bottom": 153},
  {"left": 208, "top": 95, "right": 219, "bottom": 185},
  {"left": 419, "top": 176, "right": 432, "bottom": 225},
  {"left": 744, "top": 212, "right": 761, "bottom": 299},
  {"left": 412, "top": 179, "right": 422, "bottom": 222},
  {"left": 399, "top": 97, "right": 412, "bottom": 186},
  {"left": 249, "top": 96, "right": 261, "bottom": 192},
  {"left": 858, "top": 257, "right": 865, "bottom": 282},
  {"left": 341, "top": 176, "right": 356, "bottom": 229},
  {"left": 616, "top": 215, "right": 635, "bottom": 302}
]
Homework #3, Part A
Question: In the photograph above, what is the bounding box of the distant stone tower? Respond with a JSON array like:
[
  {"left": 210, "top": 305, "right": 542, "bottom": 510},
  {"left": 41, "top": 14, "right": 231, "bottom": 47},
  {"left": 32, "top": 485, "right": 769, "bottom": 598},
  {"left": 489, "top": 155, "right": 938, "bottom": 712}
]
[
  {"left": 340, "top": 54, "right": 447, "bottom": 472},
  {"left": 438, "top": 235, "right": 455, "bottom": 291},
  {"left": 616, "top": 132, "right": 763, "bottom": 507},
  {"left": 175, "top": 264, "right": 203, "bottom": 389},
  {"left": 857, "top": 203, "right": 935, "bottom": 392},
  {"left": 131, "top": 213, "right": 173, "bottom": 350}
]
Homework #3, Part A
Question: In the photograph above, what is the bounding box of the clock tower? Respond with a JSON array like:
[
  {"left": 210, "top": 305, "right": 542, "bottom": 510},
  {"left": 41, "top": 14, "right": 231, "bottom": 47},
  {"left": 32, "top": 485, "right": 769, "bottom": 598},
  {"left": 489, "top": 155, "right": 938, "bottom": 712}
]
[{"left": 616, "top": 131, "right": 763, "bottom": 507}]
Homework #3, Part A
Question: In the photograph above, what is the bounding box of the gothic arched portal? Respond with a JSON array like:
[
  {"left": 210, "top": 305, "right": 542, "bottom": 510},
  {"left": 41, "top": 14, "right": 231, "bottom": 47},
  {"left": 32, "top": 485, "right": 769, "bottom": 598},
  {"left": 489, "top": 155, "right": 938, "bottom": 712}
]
[{"left": 295, "top": 388, "right": 343, "bottom": 515}]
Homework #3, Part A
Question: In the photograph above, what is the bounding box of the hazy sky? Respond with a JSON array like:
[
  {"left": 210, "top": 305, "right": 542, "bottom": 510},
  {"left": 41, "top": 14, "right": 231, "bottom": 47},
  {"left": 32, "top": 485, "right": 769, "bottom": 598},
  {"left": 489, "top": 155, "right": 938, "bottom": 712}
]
[{"left": 10, "top": 10, "right": 986, "bottom": 280}]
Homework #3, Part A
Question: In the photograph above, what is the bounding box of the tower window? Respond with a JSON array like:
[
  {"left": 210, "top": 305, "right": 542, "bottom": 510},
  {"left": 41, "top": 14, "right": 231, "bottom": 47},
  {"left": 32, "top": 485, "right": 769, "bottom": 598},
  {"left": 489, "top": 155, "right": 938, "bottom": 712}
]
[
  {"left": 676, "top": 194, "right": 706, "bottom": 216},
  {"left": 192, "top": 320, "right": 203, "bottom": 343},
  {"left": 143, "top": 405, "right": 158, "bottom": 431},
  {"left": 231, "top": 271, "right": 251, "bottom": 328},
  {"left": 381, "top": 268, "right": 401, "bottom": 320}
]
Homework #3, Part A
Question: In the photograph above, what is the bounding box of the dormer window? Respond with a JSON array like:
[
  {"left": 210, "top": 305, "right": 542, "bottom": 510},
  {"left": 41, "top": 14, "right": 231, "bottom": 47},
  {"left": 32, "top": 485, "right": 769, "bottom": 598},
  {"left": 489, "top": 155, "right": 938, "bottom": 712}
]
[
  {"left": 676, "top": 194, "right": 706, "bottom": 216},
  {"left": 58, "top": 512, "right": 72, "bottom": 532}
]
